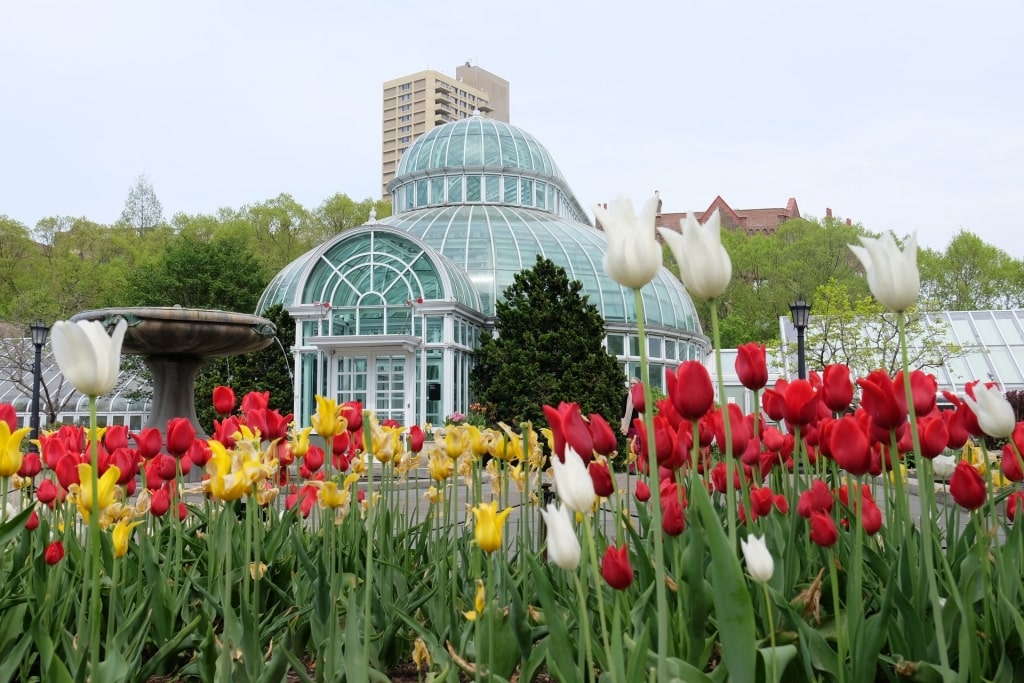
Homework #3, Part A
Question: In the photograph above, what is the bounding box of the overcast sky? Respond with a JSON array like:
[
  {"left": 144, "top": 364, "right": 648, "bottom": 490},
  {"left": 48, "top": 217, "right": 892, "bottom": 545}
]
[{"left": 2, "top": 1, "right": 1021, "bottom": 257}]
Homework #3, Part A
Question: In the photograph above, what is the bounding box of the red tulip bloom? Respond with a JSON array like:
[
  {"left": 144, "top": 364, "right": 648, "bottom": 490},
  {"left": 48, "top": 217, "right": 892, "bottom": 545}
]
[
  {"left": 821, "top": 364, "right": 853, "bottom": 413},
  {"left": 1007, "top": 491, "right": 1024, "bottom": 522},
  {"left": 45, "top": 540, "right": 65, "bottom": 565},
  {"left": 177, "top": 502, "right": 188, "bottom": 521},
  {"left": 39, "top": 434, "right": 68, "bottom": 471},
  {"left": 264, "top": 410, "right": 291, "bottom": 442},
  {"left": 340, "top": 401, "right": 363, "bottom": 432},
  {"left": 949, "top": 461, "right": 986, "bottom": 510},
  {"left": 781, "top": 379, "right": 819, "bottom": 428},
  {"left": 629, "top": 380, "right": 646, "bottom": 415},
  {"left": 917, "top": 415, "right": 949, "bottom": 460},
  {"left": 600, "top": 544, "right": 634, "bottom": 590},
  {"left": 588, "top": 460, "right": 615, "bottom": 497},
  {"left": 25, "top": 509, "right": 39, "bottom": 531},
  {"left": 947, "top": 387, "right": 982, "bottom": 437},
  {"left": 857, "top": 371, "right": 906, "bottom": 431},
  {"left": 808, "top": 511, "right": 839, "bottom": 547},
  {"left": 711, "top": 403, "right": 749, "bottom": 457},
  {"left": 829, "top": 415, "right": 871, "bottom": 475},
  {"left": 165, "top": 418, "right": 195, "bottom": 457},
  {"left": 151, "top": 487, "right": 171, "bottom": 517},
  {"left": 36, "top": 479, "right": 59, "bottom": 505},
  {"left": 735, "top": 343, "right": 768, "bottom": 391},
  {"left": 904, "top": 370, "right": 938, "bottom": 416},
  {"left": 667, "top": 361, "right": 714, "bottom": 420},
  {"left": 102, "top": 424, "right": 131, "bottom": 452},
  {"left": 189, "top": 439, "right": 212, "bottom": 468},
  {"left": 304, "top": 445, "right": 325, "bottom": 473},
  {"left": 543, "top": 402, "right": 593, "bottom": 463},
  {"left": 860, "top": 496, "right": 883, "bottom": 535},
  {"left": 797, "top": 479, "right": 834, "bottom": 518},
  {"left": 634, "top": 480, "right": 651, "bottom": 502},
  {"left": 408, "top": 425, "right": 425, "bottom": 453},
  {"left": 1002, "top": 443, "right": 1024, "bottom": 482},
  {"left": 134, "top": 428, "right": 163, "bottom": 460},
  {"left": 749, "top": 486, "right": 775, "bottom": 519},
  {"left": 18, "top": 452, "right": 42, "bottom": 478},
  {"left": 55, "top": 453, "right": 83, "bottom": 490},
  {"left": 0, "top": 402, "right": 15, "bottom": 430},
  {"left": 761, "top": 379, "right": 789, "bottom": 422},
  {"left": 661, "top": 493, "right": 686, "bottom": 536},
  {"left": 213, "top": 386, "right": 236, "bottom": 416},
  {"left": 762, "top": 426, "right": 785, "bottom": 452},
  {"left": 588, "top": 414, "right": 617, "bottom": 456},
  {"left": 241, "top": 390, "right": 270, "bottom": 414}
]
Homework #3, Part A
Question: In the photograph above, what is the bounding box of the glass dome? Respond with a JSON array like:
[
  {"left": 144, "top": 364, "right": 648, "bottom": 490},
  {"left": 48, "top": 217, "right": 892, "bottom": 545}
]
[
  {"left": 396, "top": 116, "right": 565, "bottom": 182},
  {"left": 378, "top": 204, "right": 701, "bottom": 332}
]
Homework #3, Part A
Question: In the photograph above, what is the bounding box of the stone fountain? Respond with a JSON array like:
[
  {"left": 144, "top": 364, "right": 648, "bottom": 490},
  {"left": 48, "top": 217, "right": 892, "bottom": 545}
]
[{"left": 71, "top": 306, "right": 277, "bottom": 437}]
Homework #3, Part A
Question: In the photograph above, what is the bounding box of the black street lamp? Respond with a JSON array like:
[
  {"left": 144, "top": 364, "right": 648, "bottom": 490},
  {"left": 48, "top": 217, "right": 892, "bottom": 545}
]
[
  {"left": 29, "top": 321, "right": 49, "bottom": 452},
  {"left": 789, "top": 297, "right": 811, "bottom": 380}
]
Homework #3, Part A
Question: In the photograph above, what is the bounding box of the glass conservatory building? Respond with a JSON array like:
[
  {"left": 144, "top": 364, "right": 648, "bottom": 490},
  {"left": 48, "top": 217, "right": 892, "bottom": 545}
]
[{"left": 257, "top": 116, "right": 708, "bottom": 427}]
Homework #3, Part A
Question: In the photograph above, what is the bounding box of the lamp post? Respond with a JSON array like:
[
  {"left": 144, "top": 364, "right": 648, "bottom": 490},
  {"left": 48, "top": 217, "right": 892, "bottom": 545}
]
[
  {"left": 789, "top": 298, "right": 811, "bottom": 380},
  {"left": 29, "top": 321, "right": 50, "bottom": 452}
]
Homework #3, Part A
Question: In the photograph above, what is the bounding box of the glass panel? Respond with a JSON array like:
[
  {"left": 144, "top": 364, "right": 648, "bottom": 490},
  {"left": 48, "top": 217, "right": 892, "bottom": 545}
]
[
  {"left": 504, "top": 176, "right": 517, "bottom": 204},
  {"left": 463, "top": 132, "right": 482, "bottom": 166},
  {"left": 416, "top": 180, "right": 427, "bottom": 207},
  {"left": 426, "top": 316, "right": 444, "bottom": 343},
  {"left": 606, "top": 334, "right": 624, "bottom": 356},
  {"left": 466, "top": 175, "right": 481, "bottom": 202},
  {"left": 521, "top": 179, "right": 533, "bottom": 206},
  {"left": 971, "top": 313, "right": 1002, "bottom": 345},
  {"left": 535, "top": 182, "right": 547, "bottom": 210},
  {"left": 358, "top": 306, "right": 385, "bottom": 335},
  {"left": 948, "top": 313, "right": 974, "bottom": 343},
  {"left": 629, "top": 335, "right": 640, "bottom": 356},
  {"left": 995, "top": 311, "right": 1024, "bottom": 344},
  {"left": 665, "top": 339, "right": 677, "bottom": 360},
  {"left": 485, "top": 175, "right": 500, "bottom": 202},
  {"left": 447, "top": 131, "right": 465, "bottom": 165},
  {"left": 426, "top": 349, "right": 443, "bottom": 425},
  {"left": 337, "top": 356, "right": 368, "bottom": 407},
  {"left": 431, "top": 177, "right": 445, "bottom": 204},
  {"left": 989, "top": 347, "right": 1024, "bottom": 384},
  {"left": 483, "top": 132, "right": 500, "bottom": 165},
  {"left": 447, "top": 176, "right": 463, "bottom": 203},
  {"left": 648, "top": 337, "right": 663, "bottom": 358}
]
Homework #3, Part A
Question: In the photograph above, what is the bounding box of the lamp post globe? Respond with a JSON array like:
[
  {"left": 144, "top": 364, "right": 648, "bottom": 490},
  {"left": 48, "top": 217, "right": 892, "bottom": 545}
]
[
  {"left": 29, "top": 321, "right": 50, "bottom": 452},
  {"left": 789, "top": 298, "right": 811, "bottom": 380}
]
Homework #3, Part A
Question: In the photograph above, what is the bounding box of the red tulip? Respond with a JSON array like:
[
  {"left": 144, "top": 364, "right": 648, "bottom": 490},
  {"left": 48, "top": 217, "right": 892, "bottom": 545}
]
[
  {"left": 0, "top": 402, "right": 15, "bottom": 430},
  {"left": 588, "top": 460, "right": 615, "bottom": 497},
  {"left": 629, "top": 381, "right": 646, "bottom": 415},
  {"left": 749, "top": 486, "right": 775, "bottom": 519},
  {"left": 241, "top": 390, "right": 270, "bottom": 414},
  {"left": 634, "top": 480, "right": 651, "bottom": 502},
  {"left": 1007, "top": 491, "right": 1024, "bottom": 522},
  {"left": 177, "top": 502, "right": 188, "bottom": 522},
  {"left": 111, "top": 447, "right": 139, "bottom": 485},
  {"left": 265, "top": 410, "right": 291, "bottom": 442},
  {"left": 781, "top": 379, "right": 819, "bottom": 428},
  {"left": 151, "top": 487, "right": 171, "bottom": 517},
  {"left": 166, "top": 418, "right": 195, "bottom": 457},
  {"left": 340, "top": 401, "right": 363, "bottom": 432},
  {"left": 154, "top": 454, "right": 178, "bottom": 481},
  {"left": 661, "top": 493, "right": 686, "bottom": 536},
  {"left": 408, "top": 425, "right": 425, "bottom": 453},
  {"left": 821, "top": 364, "right": 853, "bottom": 413},
  {"left": 860, "top": 496, "right": 883, "bottom": 535},
  {"left": 711, "top": 403, "right": 749, "bottom": 457},
  {"left": 212, "top": 416, "right": 241, "bottom": 448},
  {"left": 600, "top": 544, "right": 634, "bottom": 590},
  {"left": 543, "top": 403, "right": 593, "bottom": 462},
  {"left": 761, "top": 380, "right": 789, "bottom": 422},
  {"left": 102, "top": 424, "right": 130, "bottom": 452},
  {"left": 189, "top": 439, "right": 212, "bottom": 468},
  {"left": 39, "top": 435, "right": 68, "bottom": 471},
  {"left": 941, "top": 408, "right": 970, "bottom": 449},
  {"left": 949, "top": 461, "right": 986, "bottom": 510},
  {"left": 134, "top": 428, "right": 163, "bottom": 460},
  {"left": 945, "top": 387, "right": 982, "bottom": 437},
  {"left": 55, "top": 453, "right": 83, "bottom": 490},
  {"left": 798, "top": 479, "right": 833, "bottom": 518},
  {"left": 917, "top": 415, "right": 949, "bottom": 460},
  {"left": 808, "top": 510, "right": 839, "bottom": 547},
  {"left": 213, "top": 385, "right": 236, "bottom": 416},
  {"left": 588, "top": 414, "right": 617, "bottom": 456},
  {"left": 1002, "top": 443, "right": 1024, "bottom": 482},
  {"left": 36, "top": 479, "right": 59, "bottom": 505},
  {"left": 18, "top": 452, "right": 42, "bottom": 478},
  {"left": 857, "top": 371, "right": 906, "bottom": 431},
  {"left": 735, "top": 343, "right": 768, "bottom": 391},
  {"left": 304, "top": 445, "right": 324, "bottom": 472},
  {"left": 634, "top": 416, "right": 674, "bottom": 473},
  {"left": 45, "top": 540, "right": 65, "bottom": 565},
  {"left": 667, "top": 361, "right": 714, "bottom": 420},
  {"left": 905, "top": 369, "right": 938, "bottom": 416},
  {"left": 830, "top": 415, "right": 871, "bottom": 475}
]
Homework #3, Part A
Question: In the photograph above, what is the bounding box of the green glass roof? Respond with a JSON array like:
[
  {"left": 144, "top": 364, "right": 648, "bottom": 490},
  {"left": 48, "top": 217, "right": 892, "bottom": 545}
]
[
  {"left": 379, "top": 204, "right": 701, "bottom": 332},
  {"left": 396, "top": 116, "right": 564, "bottom": 182}
]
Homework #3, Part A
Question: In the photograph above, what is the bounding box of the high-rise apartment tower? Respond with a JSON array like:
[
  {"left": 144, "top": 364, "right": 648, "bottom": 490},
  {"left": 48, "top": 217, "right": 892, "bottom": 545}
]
[{"left": 381, "top": 64, "right": 510, "bottom": 197}]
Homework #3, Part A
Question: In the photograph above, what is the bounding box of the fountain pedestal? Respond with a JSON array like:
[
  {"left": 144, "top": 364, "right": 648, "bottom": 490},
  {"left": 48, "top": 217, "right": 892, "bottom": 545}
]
[{"left": 72, "top": 307, "right": 277, "bottom": 437}]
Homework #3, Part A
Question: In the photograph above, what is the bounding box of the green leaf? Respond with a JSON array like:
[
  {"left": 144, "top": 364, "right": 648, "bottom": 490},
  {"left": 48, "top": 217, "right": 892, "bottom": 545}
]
[
  {"left": 758, "top": 644, "right": 798, "bottom": 683},
  {"left": 689, "top": 477, "right": 757, "bottom": 681}
]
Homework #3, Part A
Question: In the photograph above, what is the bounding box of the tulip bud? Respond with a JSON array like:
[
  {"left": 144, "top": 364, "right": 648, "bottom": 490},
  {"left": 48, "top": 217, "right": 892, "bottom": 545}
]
[
  {"left": 50, "top": 318, "right": 128, "bottom": 397},
  {"left": 593, "top": 194, "right": 663, "bottom": 289},
  {"left": 45, "top": 540, "right": 65, "bottom": 565},
  {"left": 659, "top": 210, "right": 732, "bottom": 301},
  {"left": 848, "top": 231, "right": 920, "bottom": 313},
  {"left": 600, "top": 543, "right": 634, "bottom": 589},
  {"left": 539, "top": 503, "right": 581, "bottom": 570},
  {"left": 949, "top": 461, "right": 986, "bottom": 510},
  {"left": 740, "top": 534, "right": 774, "bottom": 583}
]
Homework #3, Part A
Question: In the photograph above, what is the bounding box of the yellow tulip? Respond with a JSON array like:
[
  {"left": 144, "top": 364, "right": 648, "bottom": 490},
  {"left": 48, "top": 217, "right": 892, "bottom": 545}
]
[
  {"left": 73, "top": 464, "right": 122, "bottom": 523},
  {"left": 471, "top": 500, "right": 511, "bottom": 553},
  {"left": 463, "top": 579, "right": 487, "bottom": 621},
  {"left": 317, "top": 481, "right": 349, "bottom": 509},
  {"left": 424, "top": 485, "right": 442, "bottom": 504},
  {"left": 291, "top": 426, "right": 312, "bottom": 457},
  {"left": 0, "top": 422, "right": 32, "bottom": 477},
  {"left": 112, "top": 519, "right": 143, "bottom": 558},
  {"left": 311, "top": 395, "right": 343, "bottom": 438},
  {"left": 428, "top": 451, "right": 454, "bottom": 482}
]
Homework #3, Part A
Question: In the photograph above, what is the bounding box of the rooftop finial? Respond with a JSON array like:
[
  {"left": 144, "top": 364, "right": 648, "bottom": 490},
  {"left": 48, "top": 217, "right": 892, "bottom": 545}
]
[{"left": 369, "top": 207, "right": 377, "bottom": 222}]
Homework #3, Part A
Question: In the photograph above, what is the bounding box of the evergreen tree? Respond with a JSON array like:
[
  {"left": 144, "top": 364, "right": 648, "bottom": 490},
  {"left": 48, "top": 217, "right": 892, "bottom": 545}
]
[{"left": 471, "top": 255, "right": 625, "bottom": 429}]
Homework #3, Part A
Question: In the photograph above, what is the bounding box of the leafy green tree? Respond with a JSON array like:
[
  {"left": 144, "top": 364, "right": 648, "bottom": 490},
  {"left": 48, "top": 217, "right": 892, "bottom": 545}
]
[
  {"left": 470, "top": 256, "right": 625, "bottom": 428},
  {"left": 193, "top": 304, "right": 296, "bottom": 433},
  {"left": 118, "top": 174, "right": 165, "bottom": 234},
  {"left": 311, "top": 194, "right": 392, "bottom": 240},
  {"left": 919, "top": 230, "right": 1024, "bottom": 310},
  {"left": 122, "top": 232, "right": 266, "bottom": 312},
  {"left": 0, "top": 217, "right": 41, "bottom": 320}
]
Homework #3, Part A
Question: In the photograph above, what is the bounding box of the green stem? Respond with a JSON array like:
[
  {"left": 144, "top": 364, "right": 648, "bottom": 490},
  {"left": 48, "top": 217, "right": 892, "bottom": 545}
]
[
  {"left": 761, "top": 582, "right": 777, "bottom": 683},
  {"left": 362, "top": 411, "right": 376, "bottom": 671},
  {"left": 572, "top": 570, "right": 595, "bottom": 680},
  {"left": 898, "top": 313, "right": 950, "bottom": 670},
  {"left": 582, "top": 515, "right": 614, "bottom": 680},
  {"left": 633, "top": 287, "right": 669, "bottom": 680},
  {"left": 88, "top": 395, "right": 102, "bottom": 678},
  {"left": 827, "top": 549, "right": 847, "bottom": 683},
  {"left": 710, "top": 300, "right": 739, "bottom": 549}
]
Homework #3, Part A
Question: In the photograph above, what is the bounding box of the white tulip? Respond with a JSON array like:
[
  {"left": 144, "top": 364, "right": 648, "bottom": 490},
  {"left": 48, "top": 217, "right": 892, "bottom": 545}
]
[
  {"left": 50, "top": 318, "right": 128, "bottom": 397},
  {"left": 539, "top": 502, "right": 581, "bottom": 571},
  {"left": 551, "top": 446, "right": 596, "bottom": 514},
  {"left": 932, "top": 454, "right": 956, "bottom": 479},
  {"left": 658, "top": 209, "right": 732, "bottom": 301},
  {"left": 739, "top": 534, "right": 774, "bottom": 584},
  {"left": 594, "top": 194, "right": 663, "bottom": 289},
  {"left": 848, "top": 232, "right": 920, "bottom": 313},
  {"left": 963, "top": 383, "right": 1016, "bottom": 439}
]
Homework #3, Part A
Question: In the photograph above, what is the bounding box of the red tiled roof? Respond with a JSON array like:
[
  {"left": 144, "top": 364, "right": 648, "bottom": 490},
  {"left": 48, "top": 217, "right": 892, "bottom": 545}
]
[{"left": 654, "top": 195, "right": 802, "bottom": 236}]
